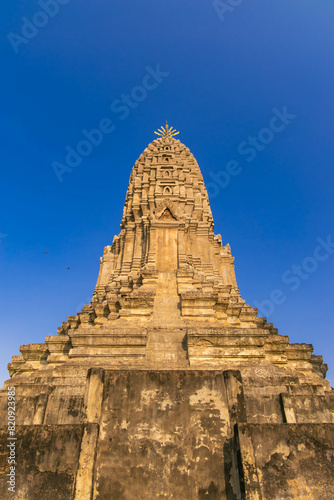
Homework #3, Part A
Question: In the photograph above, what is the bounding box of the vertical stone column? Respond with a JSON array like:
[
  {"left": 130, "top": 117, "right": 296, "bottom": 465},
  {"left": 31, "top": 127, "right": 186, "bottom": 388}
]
[
  {"left": 74, "top": 368, "right": 104, "bottom": 499},
  {"left": 95, "top": 251, "right": 115, "bottom": 291},
  {"left": 32, "top": 393, "right": 49, "bottom": 425},
  {"left": 177, "top": 223, "right": 187, "bottom": 268},
  {"left": 74, "top": 424, "right": 99, "bottom": 500},
  {"left": 228, "top": 257, "right": 238, "bottom": 287},
  {"left": 220, "top": 255, "right": 238, "bottom": 287},
  {"left": 234, "top": 424, "right": 262, "bottom": 500},
  {"left": 197, "top": 223, "right": 212, "bottom": 274},
  {"left": 85, "top": 368, "right": 105, "bottom": 423},
  {"left": 142, "top": 217, "right": 149, "bottom": 266},
  {"left": 114, "top": 230, "right": 125, "bottom": 275},
  {"left": 280, "top": 394, "right": 297, "bottom": 423},
  {"left": 121, "top": 222, "right": 135, "bottom": 274},
  {"left": 224, "top": 370, "right": 247, "bottom": 427},
  {"left": 131, "top": 221, "right": 143, "bottom": 271},
  {"left": 146, "top": 226, "right": 157, "bottom": 270},
  {"left": 188, "top": 221, "right": 199, "bottom": 268}
]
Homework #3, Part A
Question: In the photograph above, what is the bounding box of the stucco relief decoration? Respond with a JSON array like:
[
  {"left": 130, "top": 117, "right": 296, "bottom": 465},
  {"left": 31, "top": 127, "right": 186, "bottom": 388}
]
[{"left": 155, "top": 198, "right": 178, "bottom": 220}]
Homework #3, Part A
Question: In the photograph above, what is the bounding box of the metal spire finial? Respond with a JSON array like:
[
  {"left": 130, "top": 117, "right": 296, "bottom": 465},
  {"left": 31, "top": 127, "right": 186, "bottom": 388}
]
[{"left": 154, "top": 121, "right": 179, "bottom": 138}]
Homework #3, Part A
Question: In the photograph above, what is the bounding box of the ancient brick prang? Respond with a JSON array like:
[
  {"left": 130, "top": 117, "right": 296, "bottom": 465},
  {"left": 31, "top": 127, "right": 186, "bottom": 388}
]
[{"left": 1, "top": 129, "right": 333, "bottom": 499}]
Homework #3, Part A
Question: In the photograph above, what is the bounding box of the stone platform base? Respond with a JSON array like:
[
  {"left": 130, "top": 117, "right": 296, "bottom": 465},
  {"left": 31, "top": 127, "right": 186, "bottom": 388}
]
[{"left": 0, "top": 370, "right": 333, "bottom": 499}]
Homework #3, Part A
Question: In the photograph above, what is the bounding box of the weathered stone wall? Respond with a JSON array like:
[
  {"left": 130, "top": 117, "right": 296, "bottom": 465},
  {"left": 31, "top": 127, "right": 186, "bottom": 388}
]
[
  {"left": 0, "top": 424, "right": 90, "bottom": 499},
  {"left": 237, "top": 423, "right": 334, "bottom": 499},
  {"left": 93, "top": 370, "right": 240, "bottom": 499}
]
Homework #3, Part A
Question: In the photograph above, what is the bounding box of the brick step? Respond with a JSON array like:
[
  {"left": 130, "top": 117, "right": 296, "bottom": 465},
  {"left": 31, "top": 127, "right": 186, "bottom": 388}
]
[
  {"left": 146, "top": 329, "right": 189, "bottom": 367},
  {"left": 153, "top": 271, "right": 181, "bottom": 320}
]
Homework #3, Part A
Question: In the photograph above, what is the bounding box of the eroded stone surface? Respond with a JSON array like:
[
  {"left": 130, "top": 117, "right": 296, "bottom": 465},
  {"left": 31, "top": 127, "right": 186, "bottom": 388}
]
[
  {"left": 237, "top": 423, "right": 334, "bottom": 500},
  {"left": 94, "top": 371, "right": 232, "bottom": 499},
  {"left": 0, "top": 424, "right": 90, "bottom": 499}
]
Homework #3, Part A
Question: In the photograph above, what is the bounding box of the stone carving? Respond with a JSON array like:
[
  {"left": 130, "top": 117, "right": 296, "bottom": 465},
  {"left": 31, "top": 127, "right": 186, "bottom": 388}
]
[
  {"left": 158, "top": 207, "right": 176, "bottom": 220},
  {"left": 155, "top": 198, "right": 178, "bottom": 220}
]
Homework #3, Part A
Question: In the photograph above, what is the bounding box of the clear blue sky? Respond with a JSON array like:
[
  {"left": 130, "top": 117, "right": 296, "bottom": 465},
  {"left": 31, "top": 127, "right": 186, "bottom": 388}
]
[{"left": 1, "top": 1, "right": 333, "bottom": 386}]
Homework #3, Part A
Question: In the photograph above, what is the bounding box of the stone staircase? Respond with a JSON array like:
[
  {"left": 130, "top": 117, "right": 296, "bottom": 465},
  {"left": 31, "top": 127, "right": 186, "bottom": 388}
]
[
  {"left": 152, "top": 271, "right": 181, "bottom": 321},
  {"left": 146, "top": 272, "right": 189, "bottom": 367},
  {"left": 146, "top": 327, "right": 189, "bottom": 367}
]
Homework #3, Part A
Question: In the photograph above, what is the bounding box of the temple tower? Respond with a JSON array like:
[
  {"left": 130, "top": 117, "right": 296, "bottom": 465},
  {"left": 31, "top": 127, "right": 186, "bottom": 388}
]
[{"left": 0, "top": 125, "right": 333, "bottom": 499}]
